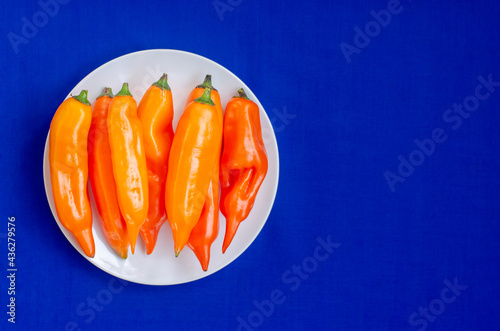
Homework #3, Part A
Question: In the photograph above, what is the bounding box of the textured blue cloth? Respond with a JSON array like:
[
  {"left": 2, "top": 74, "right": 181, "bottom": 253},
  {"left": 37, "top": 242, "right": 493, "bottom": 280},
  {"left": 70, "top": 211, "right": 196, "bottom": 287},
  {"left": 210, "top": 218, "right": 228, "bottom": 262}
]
[{"left": 1, "top": 0, "right": 500, "bottom": 330}]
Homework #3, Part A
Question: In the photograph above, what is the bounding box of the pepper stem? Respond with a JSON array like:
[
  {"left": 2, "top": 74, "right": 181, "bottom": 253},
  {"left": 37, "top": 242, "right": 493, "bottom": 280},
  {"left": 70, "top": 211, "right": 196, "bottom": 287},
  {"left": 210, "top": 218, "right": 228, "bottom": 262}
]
[
  {"left": 116, "top": 83, "right": 132, "bottom": 97},
  {"left": 235, "top": 88, "right": 250, "bottom": 100},
  {"left": 96, "top": 87, "right": 114, "bottom": 99},
  {"left": 153, "top": 73, "right": 171, "bottom": 91},
  {"left": 194, "top": 87, "right": 215, "bottom": 106},
  {"left": 196, "top": 74, "right": 218, "bottom": 91},
  {"left": 73, "top": 90, "right": 91, "bottom": 105}
]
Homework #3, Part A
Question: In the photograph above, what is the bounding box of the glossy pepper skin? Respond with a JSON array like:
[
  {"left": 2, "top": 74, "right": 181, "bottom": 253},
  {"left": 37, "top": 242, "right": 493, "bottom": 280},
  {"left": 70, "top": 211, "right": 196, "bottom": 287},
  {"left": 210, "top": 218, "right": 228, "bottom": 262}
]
[
  {"left": 186, "top": 75, "right": 223, "bottom": 271},
  {"left": 88, "top": 88, "right": 129, "bottom": 259},
  {"left": 220, "top": 88, "right": 268, "bottom": 253},
  {"left": 165, "top": 87, "right": 222, "bottom": 256},
  {"left": 49, "top": 90, "right": 95, "bottom": 258},
  {"left": 108, "top": 83, "right": 149, "bottom": 254},
  {"left": 137, "top": 74, "right": 174, "bottom": 254}
]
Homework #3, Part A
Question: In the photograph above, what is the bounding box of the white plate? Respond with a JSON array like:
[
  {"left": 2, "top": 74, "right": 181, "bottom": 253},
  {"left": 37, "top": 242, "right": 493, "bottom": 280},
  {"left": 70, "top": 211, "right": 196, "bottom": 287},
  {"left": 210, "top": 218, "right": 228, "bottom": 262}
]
[{"left": 43, "top": 49, "right": 279, "bottom": 285}]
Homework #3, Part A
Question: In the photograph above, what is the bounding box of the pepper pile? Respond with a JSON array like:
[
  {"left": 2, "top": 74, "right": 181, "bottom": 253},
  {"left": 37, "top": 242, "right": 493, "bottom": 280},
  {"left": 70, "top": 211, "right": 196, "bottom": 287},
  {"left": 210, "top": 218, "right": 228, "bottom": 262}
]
[{"left": 48, "top": 74, "right": 268, "bottom": 271}]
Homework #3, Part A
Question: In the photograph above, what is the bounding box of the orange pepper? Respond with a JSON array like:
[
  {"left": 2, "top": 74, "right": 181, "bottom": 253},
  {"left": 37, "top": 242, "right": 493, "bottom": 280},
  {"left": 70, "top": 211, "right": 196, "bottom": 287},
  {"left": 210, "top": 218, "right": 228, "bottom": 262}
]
[
  {"left": 49, "top": 90, "right": 95, "bottom": 258},
  {"left": 165, "top": 87, "right": 222, "bottom": 256},
  {"left": 220, "top": 88, "right": 268, "bottom": 253},
  {"left": 88, "top": 87, "right": 129, "bottom": 259},
  {"left": 108, "top": 83, "right": 149, "bottom": 254},
  {"left": 137, "top": 74, "right": 174, "bottom": 254},
  {"left": 186, "top": 75, "right": 223, "bottom": 270}
]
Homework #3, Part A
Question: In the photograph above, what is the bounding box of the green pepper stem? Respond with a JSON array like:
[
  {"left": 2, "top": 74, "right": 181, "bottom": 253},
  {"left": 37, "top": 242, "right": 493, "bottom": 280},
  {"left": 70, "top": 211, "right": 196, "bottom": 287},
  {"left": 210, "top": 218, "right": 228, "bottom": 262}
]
[
  {"left": 73, "top": 90, "right": 91, "bottom": 105},
  {"left": 194, "top": 87, "right": 215, "bottom": 106},
  {"left": 196, "top": 74, "right": 218, "bottom": 92},
  {"left": 153, "top": 73, "right": 171, "bottom": 91},
  {"left": 96, "top": 87, "right": 114, "bottom": 99},
  {"left": 235, "top": 88, "right": 250, "bottom": 100},
  {"left": 116, "top": 83, "right": 132, "bottom": 97}
]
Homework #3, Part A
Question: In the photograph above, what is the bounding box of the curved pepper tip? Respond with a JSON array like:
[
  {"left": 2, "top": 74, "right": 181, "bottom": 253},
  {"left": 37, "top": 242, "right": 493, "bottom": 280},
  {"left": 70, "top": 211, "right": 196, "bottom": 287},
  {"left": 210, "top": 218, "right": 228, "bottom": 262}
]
[
  {"left": 74, "top": 228, "right": 96, "bottom": 258},
  {"left": 128, "top": 228, "right": 140, "bottom": 255},
  {"left": 222, "top": 218, "right": 241, "bottom": 254},
  {"left": 113, "top": 247, "right": 128, "bottom": 259},
  {"left": 140, "top": 227, "right": 161, "bottom": 255},
  {"left": 193, "top": 247, "right": 210, "bottom": 271},
  {"left": 172, "top": 227, "right": 193, "bottom": 257},
  {"left": 174, "top": 242, "right": 186, "bottom": 257}
]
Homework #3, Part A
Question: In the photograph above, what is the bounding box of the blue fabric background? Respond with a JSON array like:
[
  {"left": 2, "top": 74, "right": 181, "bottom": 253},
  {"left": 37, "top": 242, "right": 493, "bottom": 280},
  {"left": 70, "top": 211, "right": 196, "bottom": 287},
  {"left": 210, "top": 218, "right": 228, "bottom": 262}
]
[{"left": 1, "top": 0, "right": 500, "bottom": 330}]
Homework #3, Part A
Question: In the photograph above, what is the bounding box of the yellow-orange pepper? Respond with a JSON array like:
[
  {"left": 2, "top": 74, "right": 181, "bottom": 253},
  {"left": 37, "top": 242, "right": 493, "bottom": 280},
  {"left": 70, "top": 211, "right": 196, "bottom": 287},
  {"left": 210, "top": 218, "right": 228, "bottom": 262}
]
[
  {"left": 49, "top": 90, "right": 95, "bottom": 258},
  {"left": 165, "top": 87, "right": 222, "bottom": 256},
  {"left": 186, "top": 75, "right": 223, "bottom": 271},
  {"left": 137, "top": 74, "right": 174, "bottom": 254},
  {"left": 220, "top": 88, "right": 268, "bottom": 253},
  {"left": 108, "top": 83, "right": 149, "bottom": 254},
  {"left": 88, "top": 88, "right": 129, "bottom": 259}
]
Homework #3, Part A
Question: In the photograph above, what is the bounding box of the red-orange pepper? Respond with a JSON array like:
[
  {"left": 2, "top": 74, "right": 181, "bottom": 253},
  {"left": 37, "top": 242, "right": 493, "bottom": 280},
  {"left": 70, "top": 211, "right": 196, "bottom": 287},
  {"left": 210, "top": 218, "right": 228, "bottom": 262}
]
[
  {"left": 165, "top": 87, "right": 222, "bottom": 256},
  {"left": 220, "top": 88, "right": 268, "bottom": 253},
  {"left": 49, "top": 90, "right": 95, "bottom": 258},
  {"left": 137, "top": 74, "right": 174, "bottom": 254},
  {"left": 186, "top": 75, "right": 223, "bottom": 271},
  {"left": 108, "top": 83, "right": 149, "bottom": 254},
  {"left": 88, "top": 88, "right": 129, "bottom": 259}
]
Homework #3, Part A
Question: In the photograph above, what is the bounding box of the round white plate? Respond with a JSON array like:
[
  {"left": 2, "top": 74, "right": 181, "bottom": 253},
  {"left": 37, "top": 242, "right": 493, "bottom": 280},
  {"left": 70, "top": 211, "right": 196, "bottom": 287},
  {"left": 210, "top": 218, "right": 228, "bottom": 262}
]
[{"left": 43, "top": 49, "right": 279, "bottom": 285}]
